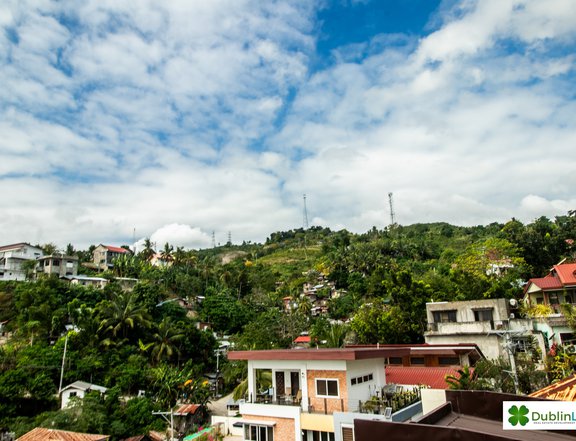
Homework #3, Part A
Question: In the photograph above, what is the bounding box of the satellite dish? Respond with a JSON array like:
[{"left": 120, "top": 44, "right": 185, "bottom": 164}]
[{"left": 509, "top": 299, "right": 518, "bottom": 308}]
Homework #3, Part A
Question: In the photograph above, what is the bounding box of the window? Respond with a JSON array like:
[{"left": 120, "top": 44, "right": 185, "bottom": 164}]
[
  {"left": 388, "top": 357, "right": 403, "bottom": 365},
  {"left": 549, "top": 293, "right": 560, "bottom": 305},
  {"left": 410, "top": 357, "right": 425, "bottom": 365},
  {"left": 341, "top": 427, "right": 354, "bottom": 441},
  {"left": 316, "top": 379, "right": 339, "bottom": 397},
  {"left": 69, "top": 391, "right": 77, "bottom": 397},
  {"left": 438, "top": 357, "right": 460, "bottom": 366},
  {"left": 244, "top": 425, "right": 273, "bottom": 441},
  {"left": 306, "top": 431, "right": 335, "bottom": 441},
  {"left": 474, "top": 309, "right": 493, "bottom": 322},
  {"left": 52, "top": 260, "right": 60, "bottom": 266},
  {"left": 432, "top": 310, "right": 457, "bottom": 323},
  {"left": 351, "top": 373, "right": 373, "bottom": 386}
]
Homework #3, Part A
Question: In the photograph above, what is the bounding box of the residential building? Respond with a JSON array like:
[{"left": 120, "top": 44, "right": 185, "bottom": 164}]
[
  {"left": 60, "top": 381, "right": 107, "bottom": 409},
  {"left": 355, "top": 343, "right": 484, "bottom": 389},
  {"left": 424, "top": 298, "right": 546, "bottom": 360},
  {"left": 92, "top": 244, "right": 132, "bottom": 270},
  {"left": 227, "top": 347, "right": 411, "bottom": 441},
  {"left": 63, "top": 275, "right": 109, "bottom": 289},
  {"left": 36, "top": 253, "right": 78, "bottom": 277},
  {"left": 523, "top": 262, "right": 576, "bottom": 346},
  {"left": 0, "top": 243, "right": 43, "bottom": 281}
]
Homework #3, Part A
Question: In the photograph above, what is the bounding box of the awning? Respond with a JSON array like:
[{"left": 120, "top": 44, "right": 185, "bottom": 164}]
[{"left": 232, "top": 419, "right": 277, "bottom": 428}]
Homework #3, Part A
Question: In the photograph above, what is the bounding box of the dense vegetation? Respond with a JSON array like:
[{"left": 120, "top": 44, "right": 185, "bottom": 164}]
[{"left": 0, "top": 213, "right": 575, "bottom": 437}]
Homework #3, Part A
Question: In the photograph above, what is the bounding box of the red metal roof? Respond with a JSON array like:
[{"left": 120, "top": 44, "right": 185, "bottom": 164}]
[
  {"left": 17, "top": 428, "right": 109, "bottom": 441},
  {"left": 385, "top": 366, "right": 460, "bottom": 389},
  {"left": 555, "top": 263, "right": 576, "bottom": 285},
  {"left": 294, "top": 336, "right": 311, "bottom": 343},
  {"left": 105, "top": 245, "right": 130, "bottom": 254},
  {"left": 527, "top": 275, "right": 563, "bottom": 290}
]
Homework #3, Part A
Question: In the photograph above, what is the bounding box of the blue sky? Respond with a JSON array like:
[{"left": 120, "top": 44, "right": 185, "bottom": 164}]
[{"left": 0, "top": 0, "right": 575, "bottom": 249}]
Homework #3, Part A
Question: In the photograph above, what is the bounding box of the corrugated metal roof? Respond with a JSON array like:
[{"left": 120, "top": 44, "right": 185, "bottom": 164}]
[
  {"left": 385, "top": 366, "right": 460, "bottom": 389},
  {"left": 529, "top": 374, "right": 576, "bottom": 400},
  {"left": 174, "top": 403, "right": 200, "bottom": 415},
  {"left": 17, "top": 428, "right": 109, "bottom": 441},
  {"left": 555, "top": 263, "right": 576, "bottom": 285}
]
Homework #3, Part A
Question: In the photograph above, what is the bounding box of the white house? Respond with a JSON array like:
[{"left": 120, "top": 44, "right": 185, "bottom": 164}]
[
  {"left": 0, "top": 243, "right": 43, "bottom": 281},
  {"left": 60, "top": 381, "right": 107, "bottom": 409},
  {"left": 227, "top": 347, "right": 411, "bottom": 441}
]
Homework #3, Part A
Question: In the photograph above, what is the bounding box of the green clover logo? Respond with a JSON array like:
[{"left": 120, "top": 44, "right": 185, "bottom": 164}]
[{"left": 508, "top": 405, "right": 529, "bottom": 426}]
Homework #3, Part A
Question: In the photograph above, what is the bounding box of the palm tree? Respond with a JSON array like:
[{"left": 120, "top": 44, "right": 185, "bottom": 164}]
[
  {"left": 150, "top": 317, "right": 185, "bottom": 364},
  {"left": 325, "top": 323, "right": 348, "bottom": 348},
  {"left": 297, "top": 296, "right": 313, "bottom": 317},
  {"left": 445, "top": 365, "right": 478, "bottom": 390},
  {"left": 139, "top": 238, "right": 155, "bottom": 262},
  {"left": 160, "top": 242, "right": 174, "bottom": 264},
  {"left": 98, "top": 291, "right": 152, "bottom": 341}
]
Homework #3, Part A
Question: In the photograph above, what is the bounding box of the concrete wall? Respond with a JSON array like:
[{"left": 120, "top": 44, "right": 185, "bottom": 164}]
[{"left": 420, "top": 389, "right": 446, "bottom": 415}]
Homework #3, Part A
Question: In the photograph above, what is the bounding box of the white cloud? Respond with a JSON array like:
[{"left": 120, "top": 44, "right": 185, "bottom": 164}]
[{"left": 0, "top": 0, "right": 575, "bottom": 249}]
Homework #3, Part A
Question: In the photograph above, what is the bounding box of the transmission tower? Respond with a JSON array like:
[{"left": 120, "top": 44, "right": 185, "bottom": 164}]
[
  {"left": 211, "top": 231, "right": 216, "bottom": 248},
  {"left": 303, "top": 194, "right": 309, "bottom": 230},
  {"left": 227, "top": 231, "right": 232, "bottom": 246},
  {"left": 388, "top": 192, "right": 396, "bottom": 226}
]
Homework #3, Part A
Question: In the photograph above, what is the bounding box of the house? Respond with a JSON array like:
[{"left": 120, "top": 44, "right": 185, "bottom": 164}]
[
  {"left": 17, "top": 428, "right": 109, "bottom": 441},
  {"left": 227, "top": 346, "right": 411, "bottom": 441},
  {"left": 523, "top": 262, "right": 576, "bottom": 345},
  {"left": 424, "top": 298, "right": 546, "bottom": 361},
  {"left": 63, "top": 275, "right": 109, "bottom": 289},
  {"left": 0, "top": 243, "right": 43, "bottom": 281},
  {"left": 92, "top": 245, "right": 132, "bottom": 270},
  {"left": 60, "top": 381, "right": 108, "bottom": 409},
  {"left": 350, "top": 343, "right": 484, "bottom": 390},
  {"left": 36, "top": 253, "right": 79, "bottom": 277},
  {"left": 353, "top": 390, "right": 572, "bottom": 441}
]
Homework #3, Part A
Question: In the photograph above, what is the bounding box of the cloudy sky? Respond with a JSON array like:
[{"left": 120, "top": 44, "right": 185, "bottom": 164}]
[{"left": 1, "top": 0, "right": 575, "bottom": 250}]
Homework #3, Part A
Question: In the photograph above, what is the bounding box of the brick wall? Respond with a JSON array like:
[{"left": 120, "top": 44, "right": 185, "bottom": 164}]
[{"left": 307, "top": 369, "right": 347, "bottom": 413}]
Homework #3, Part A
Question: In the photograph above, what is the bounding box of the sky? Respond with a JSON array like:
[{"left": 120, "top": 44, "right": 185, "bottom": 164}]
[{"left": 1, "top": 0, "right": 575, "bottom": 250}]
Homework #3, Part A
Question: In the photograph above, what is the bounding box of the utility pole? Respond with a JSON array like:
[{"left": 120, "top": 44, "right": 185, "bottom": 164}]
[
  {"left": 388, "top": 192, "right": 396, "bottom": 226},
  {"left": 153, "top": 410, "right": 175, "bottom": 441},
  {"left": 303, "top": 194, "right": 309, "bottom": 230}
]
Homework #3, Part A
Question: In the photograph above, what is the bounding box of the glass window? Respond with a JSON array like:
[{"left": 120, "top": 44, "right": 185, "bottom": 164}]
[
  {"left": 316, "top": 379, "right": 339, "bottom": 397},
  {"left": 432, "top": 310, "right": 457, "bottom": 323},
  {"left": 474, "top": 309, "right": 493, "bottom": 322}
]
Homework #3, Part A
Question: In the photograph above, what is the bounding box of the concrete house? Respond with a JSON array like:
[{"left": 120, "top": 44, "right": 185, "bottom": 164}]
[
  {"left": 60, "top": 381, "right": 107, "bottom": 409},
  {"left": 227, "top": 347, "right": 411, "bottom": 441},
  {"left": 92, "top": 245, "right": 132, "bottom": 270},
  {"left": 37, "top": 253, "right": 79, "bottom": 277},
  {"left": 523, "top": 262, "right": 576, "bottom": 346},
  {"left": 0, "top": 243, "right": 43, "bottom": 281},
  {"left": 424, "top": 298, "right": 546, "bottom": 361}
]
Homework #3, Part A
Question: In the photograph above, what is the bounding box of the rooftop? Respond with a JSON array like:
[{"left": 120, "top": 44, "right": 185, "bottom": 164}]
[
  {"left": 530, "top": 374, "right": 576, "bottom": 401},
  {"left": 228, "top": 347, "right": 410, "bottom": 361},
  {"left": 17, "top": 428, "right": 109, "bottom": 441}
]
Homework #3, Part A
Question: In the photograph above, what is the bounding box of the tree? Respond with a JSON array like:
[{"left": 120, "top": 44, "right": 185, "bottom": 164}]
[
  {"left": 139, "top": 238, "right": 155, "bottom": 262},
  {"left": 445, "top": 366, "right": 479, "bottom": 390},
  {"left": 98, "top": 291, "right": 152, "bottom": 342},
  {"left": 149, "top": 317, "right": 185, "bottom": 364}
]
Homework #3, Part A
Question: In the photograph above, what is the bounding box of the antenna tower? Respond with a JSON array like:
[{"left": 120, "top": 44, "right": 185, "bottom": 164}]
[
  {"left": 388, "top": 192, "right": 396, "bottom": 226},
  {"left": 227, "top": 231, "right": 232, "bottom": 246},
  {"left": 303, "top": 194, "right": 309, "bottom": 230},
  {"left": 211, "top": 231, "right": 216, "bottom": 248}
]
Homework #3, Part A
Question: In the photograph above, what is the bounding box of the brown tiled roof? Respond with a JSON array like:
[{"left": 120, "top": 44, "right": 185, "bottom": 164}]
[
  {"left": 17, "top": 428, "right": 109, "bottom": 441},
  {"left": 529, "top": 374, "right": 576, "bottom": 400}
]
